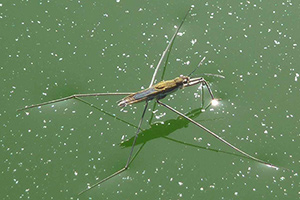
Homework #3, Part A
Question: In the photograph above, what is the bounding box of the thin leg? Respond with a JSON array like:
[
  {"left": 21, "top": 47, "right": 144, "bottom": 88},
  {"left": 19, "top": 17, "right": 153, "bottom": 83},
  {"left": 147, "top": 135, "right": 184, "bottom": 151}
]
[
  {"left": 17, "top": 92, "right": 133, "bottom": 111},
  {"left": 75, "top": 97, "right": 139, "bottom": 130},
  {"left": 200, "top": 83, "right": 204, "bottom": 108},
  {"left": 148, "top": 103, "right": 156, "bottom": 125},
  {"left": 78, "top": 102, "right": 149, "bottom": 195},
  {"left": 125, "top": 101, "right": 148, "bottom": 168},
  {"left": 156, "top": 100, "right": 276, "bottom": 167},
  {"left": 148, "top": 7, "right": 192, "bottom": 124},
  {"left": 149, "top": 7, "right": 192, "bottom": 87},
  {"left": 200, "top": 79, "right": 214, "bottom": 100}
]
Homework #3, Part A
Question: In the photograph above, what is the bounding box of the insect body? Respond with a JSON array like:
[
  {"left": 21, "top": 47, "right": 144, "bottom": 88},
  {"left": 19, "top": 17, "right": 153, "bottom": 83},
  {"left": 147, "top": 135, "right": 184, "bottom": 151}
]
[{"left": 118, "top": 75, "right": 209, "bottom": 107}]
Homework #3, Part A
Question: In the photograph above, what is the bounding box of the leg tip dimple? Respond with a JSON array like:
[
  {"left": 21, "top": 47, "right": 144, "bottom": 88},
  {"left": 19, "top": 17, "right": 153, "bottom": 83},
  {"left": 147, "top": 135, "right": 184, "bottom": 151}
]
[{"left": 211, "top": 99, "right": 219, "bottom": 106}]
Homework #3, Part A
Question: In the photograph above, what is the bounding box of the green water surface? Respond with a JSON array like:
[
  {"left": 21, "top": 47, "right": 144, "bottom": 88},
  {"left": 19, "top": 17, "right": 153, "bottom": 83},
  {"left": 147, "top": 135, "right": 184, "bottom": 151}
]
[{"left": 1, "top": 0, "right": 299, "bottom": 199}]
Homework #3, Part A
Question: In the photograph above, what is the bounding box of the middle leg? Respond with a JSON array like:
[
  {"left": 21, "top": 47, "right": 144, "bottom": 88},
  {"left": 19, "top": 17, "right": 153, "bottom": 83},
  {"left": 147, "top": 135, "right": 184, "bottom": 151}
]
[{"left": 78, "top": 101, "right": 149, "bottom": 195}]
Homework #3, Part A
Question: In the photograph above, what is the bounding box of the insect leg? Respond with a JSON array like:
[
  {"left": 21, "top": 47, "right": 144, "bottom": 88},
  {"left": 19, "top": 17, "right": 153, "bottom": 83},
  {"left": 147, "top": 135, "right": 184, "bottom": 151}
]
[
  {"left": 200, "top": 79, "right": 215, "bottom": 100},
  {"left": 148, "top": 7, "right": 192, "bottom": 124},
  {"left": 124, "top": 101, "right": 149, "bottom": 167},
  {"left": 78, "top": 102, "right": 149, "bottom": 195},
  {"left": 75, "top": 97, "right": 139, "bottom": 129},
  {"left": 17, "top": 92, "right": 133, "bottom": 111},
  {"left": 200, "top": 82, "right": 204, "bottom": 108},
  {"left": 149, "top": 7, "right": 192, "bottom": 87},
  {"left": 156, "top": 100, "right": 276, "bottom": 167}
]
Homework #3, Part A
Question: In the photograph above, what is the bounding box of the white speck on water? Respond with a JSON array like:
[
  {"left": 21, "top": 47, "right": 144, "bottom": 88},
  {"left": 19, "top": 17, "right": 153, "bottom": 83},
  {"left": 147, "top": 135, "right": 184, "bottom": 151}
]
[
  {"left": 155, "top": 112, "right": 166, "bottom": 119},
  {"left": 191, "top": 39, "right": 197, "bottom": 46},
  {"left": 14, "top": 179, "right": 19, "bottom": 184},
  {"left": 274, "top": 40, "right": 280, "bottom": 45},
  {"left": 178, "top": 181, "right": 183, "bottom": 186},
  {"left": 295, "top": 73, "right": 299, "bottom": 81}
]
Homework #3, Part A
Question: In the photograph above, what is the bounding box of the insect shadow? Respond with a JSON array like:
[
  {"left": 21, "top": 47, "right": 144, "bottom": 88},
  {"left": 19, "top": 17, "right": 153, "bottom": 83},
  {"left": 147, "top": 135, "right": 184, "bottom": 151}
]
[
  {"left": 78, "top": 98, "right": 246, "bottom": 163},
  {"left": 119, "top": 105, "right": 254, "bottom": 163}
]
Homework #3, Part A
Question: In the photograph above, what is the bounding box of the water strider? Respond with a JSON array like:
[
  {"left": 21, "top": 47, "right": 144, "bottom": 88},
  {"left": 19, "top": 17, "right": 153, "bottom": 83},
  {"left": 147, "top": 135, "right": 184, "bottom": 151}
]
[{"left": 18, "top": 7, "right": 278, "bottom": 195}]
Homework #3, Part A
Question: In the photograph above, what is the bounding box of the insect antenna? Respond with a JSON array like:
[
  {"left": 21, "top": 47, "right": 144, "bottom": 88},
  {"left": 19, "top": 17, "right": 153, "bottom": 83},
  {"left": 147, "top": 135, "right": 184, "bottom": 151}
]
[
  {"left": 188, "top": 56, "right": 206, "bottom": 77},
  {"left": 201, "top": 73, "right": 225, "bottom": 79}
]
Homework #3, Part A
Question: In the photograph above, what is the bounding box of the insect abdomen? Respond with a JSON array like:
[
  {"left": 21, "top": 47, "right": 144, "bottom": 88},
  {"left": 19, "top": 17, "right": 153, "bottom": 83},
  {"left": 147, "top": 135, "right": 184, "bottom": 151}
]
[{"left": 118, "top": 88, "right": 156, "bottom": 107}]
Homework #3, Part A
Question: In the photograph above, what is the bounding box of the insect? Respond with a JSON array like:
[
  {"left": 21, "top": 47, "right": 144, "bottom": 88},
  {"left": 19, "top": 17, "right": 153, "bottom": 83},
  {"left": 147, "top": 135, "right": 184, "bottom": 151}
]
[{"left": 18, "top": 7, "right": 277, "bottom": 195}]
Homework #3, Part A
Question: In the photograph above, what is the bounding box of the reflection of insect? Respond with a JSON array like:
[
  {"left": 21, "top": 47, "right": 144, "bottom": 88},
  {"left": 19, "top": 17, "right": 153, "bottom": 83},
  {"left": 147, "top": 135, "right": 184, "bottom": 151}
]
[{"left": 19, "top": 7, "right": 277, "bottom": 195}]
